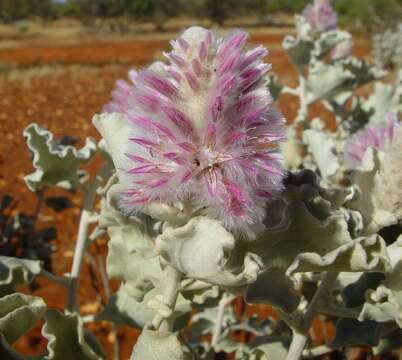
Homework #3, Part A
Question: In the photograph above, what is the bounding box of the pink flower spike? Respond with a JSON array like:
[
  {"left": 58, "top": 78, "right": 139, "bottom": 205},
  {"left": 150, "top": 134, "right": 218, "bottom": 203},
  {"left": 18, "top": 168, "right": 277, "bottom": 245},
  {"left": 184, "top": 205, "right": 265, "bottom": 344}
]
[
  {"left": 139, "top": 71, "right": 178, "bottom": 98},
  {"left": 162, "top": 152, "right": 185, "bottom": 165},
  {"left": 116, "top": 79, "right": 130, "bottom": 92},
  {"left": 205, "top": 30, "right": 214, "bottom": 45},
  {"left": 369, "top": 127, "right": 381, "bottom": 148},
  {"left": 234, "top": 94, "right": 258, "bottom": 113},
  {"left": 224, "top": 131, "right": 247, "bottom": 146},
  {"left": 211, "top": 96, "right": 224, "bottom": 122},
  {"left": 129, "top": 137, "right": 159, "bottom": 151},
  {"left": 204, "top": 123, "right": 217, "bottom": 148},
  {"left": 161, "top": 106, "right": 194, "bottom": 135},
  {"left": 127, "top": 164, "right": 165, "bottom": 175},
  {"left": 111, "top": 89, "right": 127, "bottom": 104},
  {"left": 204, "top": 171, "right": 219, "bottom": 196},
  {"left": 238, "top": 107, "right": 266, "bottom": 127},
  {"left": 128, "top": 69, "right": 138, "bottom": 83},
  {"left": 164, "top": 52, "right": 186, "bottom": 68},
  {"left": 102, "top": 27, "right": 286, "bottom": 238},
  {"left": 345, "top": 117, "right": 400, "bottom": 166},
  {"left": 149, "top": 178, "right": 169, "bottom": 189},
  {"left": 302, "top": 0, "right": 338, "bottom": 32},
  {"left": 134, "top": 91, "right": 161, "bottom": 111},
  {"left": 256, "top": 190, "right": 273, "bottom": 199},
  {"left": 178, "top": 142, "right": 196, "bottom": 152},
  {"left": 240, "top": 46, "right": 268, "bottom": 70},
  {"left": 240, "top": 64, "right": 271, "bottom": 90},
  {"left": 125, "top": 153, "right": 149, "bottom": 164},
  {"left": 181, "top": 169, "right": 197, "bottom": 184},
  {"left": 218, "top": 30, "right": 248, "bottom": 60},
  {"left": 192, "top": 58, "right": 203, "bottom": 77},
  {"left": 198, "top": 41, "right": 208, "bottom": 61},
  {"left": 167, "top": 69, "right": 182, "bottom": 83},
  {"left": 130, "top": 116, "right": 177, "bottom": 142},
  {"left": 253, "top": 158, "right": 284, "bottom": 175},
  {"left": 256, "top": 134, "right": 285, "bottom": 143},
  {"left": 224, "top": 180, "right": 247, "bottom": 217},
  {"left": 388, "top": 117, "right": 395, "bottom": 139},
  {"left": 218, "top": 50, "right": 241, "bottom": 75},
  {"left": 219, "top": 74, "right": 237, "bottom": 96},
  {"left": 177, "top": 38, "right": 190, "bottom": 51},
  {"left": 185, "top": 71, "right": 199, "bottom": 91}
]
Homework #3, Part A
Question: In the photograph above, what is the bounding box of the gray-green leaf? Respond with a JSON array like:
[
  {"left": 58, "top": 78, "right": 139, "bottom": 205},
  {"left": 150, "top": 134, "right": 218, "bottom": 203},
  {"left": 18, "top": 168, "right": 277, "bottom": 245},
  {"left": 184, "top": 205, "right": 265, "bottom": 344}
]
[
  {"left": 302, "top": 129, "right": 340, "bottom": 179},
  {"left": 0, "top": 293, "right": 46, "bottom": 344},
  {"left": 0, "top": 256, "right": 42, "bottom": 296},
  {"left": 96, "top": 285, "right": 192, "bottom": 331},
  {"left": 130, "top": 330, "right": 191, "bottom": 360},
  {"left": 23, "top": 123, "right": 96, "bottom": 191},
  {"left": 42, "top": 310, "right": 104, "bottom": 360},
  {"left": 156, "top": 216, "right": 263, "bottom": 288},
  {"left": 359, "top": 236, "right": 402, "bottom": 327},
  {"left": 347, "top": 148, "right": 398, "bottom": 232},
  {"left": 245, "top": 269, "right": 300, "bottom": 313}
]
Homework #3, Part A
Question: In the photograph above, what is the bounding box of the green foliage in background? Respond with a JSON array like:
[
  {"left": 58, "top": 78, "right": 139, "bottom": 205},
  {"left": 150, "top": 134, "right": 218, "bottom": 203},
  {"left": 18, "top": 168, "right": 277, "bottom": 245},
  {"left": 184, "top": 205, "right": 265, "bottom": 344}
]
[
  {"left": 0, "top": 0, "right": 55, "bottom": 21},
  {"left": 0, "top": 0, "right": 401, "bottom": 32},
  {"left": 335, "top": 0, "right": 402, "bottom": 31},
  {"left": 265, "top": 0, "right": 310, "bottom": 13}
]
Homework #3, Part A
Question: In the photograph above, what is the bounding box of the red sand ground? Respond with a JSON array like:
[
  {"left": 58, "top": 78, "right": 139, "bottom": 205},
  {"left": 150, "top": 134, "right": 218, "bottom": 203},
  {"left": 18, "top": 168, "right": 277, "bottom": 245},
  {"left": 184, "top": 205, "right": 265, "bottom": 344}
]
[{"left": 0, "top": 30, "right": 375, "bottom": 359}]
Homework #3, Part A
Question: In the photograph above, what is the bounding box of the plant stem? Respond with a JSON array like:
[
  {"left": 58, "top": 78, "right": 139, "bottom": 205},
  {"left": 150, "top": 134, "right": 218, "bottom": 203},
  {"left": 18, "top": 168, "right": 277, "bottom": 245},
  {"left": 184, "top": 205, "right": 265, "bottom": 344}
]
[
  {"left": 302, "top": 344, "right": 335, "bottom": 358},
  {"left": 95, "top": 248, "right": 121, "bottom": 360},
  {"left": 89, "top": 227, "right": 105, "bottom": 242},
  {"left": 285, "top": 272, "right": 339, "bottom": 360},
  {"left": 282, "top": 86, "right": 299, "bottom": 96},
  {"left": 96, "top": 252, "right": 110, "bottom": 299},
  {"left": 32, "top": 189, "right": 45, "bottom": 222},
  {"left": 66, "top": 165, "right": 110, "bottom": 313},
  {"left": 287, "top": 331, "right": 308, "bottom": 360},
  {"left": 66, "top": 208, "right": 94, "bottom": 312},
  {"left": 40, "top": 270, "right": 69, "bottom": 287},
  {"left": 85, "top": 253, "right": 104, "bottom": 305},
  {"left": 211, "top": 292, "right": 234, "bottom": 349},
  {"left": 320, "top": 304, "right": 361, "bottom": 319},
  {"left": 112, "top": 324, "right": 120, "bottom": 360},
  {"left": 82, "top": 314, "right": 96, "bottom": 323},
  {"left": 152, "top": 265, "right": 182, "bottom": 332},
  {"left": 295, "top": 75, "right": 308, "bottom": 126}
]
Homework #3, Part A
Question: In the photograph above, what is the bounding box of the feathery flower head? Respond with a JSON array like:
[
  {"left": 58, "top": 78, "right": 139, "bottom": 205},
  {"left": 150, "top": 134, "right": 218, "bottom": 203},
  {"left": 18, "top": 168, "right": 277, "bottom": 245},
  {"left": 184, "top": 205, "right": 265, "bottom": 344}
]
[
  {"left": 345, "top": 115, "right": 400, "bottom": 167},
  {"left": 104, "top": 27, "right": 285, "bottom": 238},
  {"left": 302, "top": 0, "right": 338, "bottom": 33}
]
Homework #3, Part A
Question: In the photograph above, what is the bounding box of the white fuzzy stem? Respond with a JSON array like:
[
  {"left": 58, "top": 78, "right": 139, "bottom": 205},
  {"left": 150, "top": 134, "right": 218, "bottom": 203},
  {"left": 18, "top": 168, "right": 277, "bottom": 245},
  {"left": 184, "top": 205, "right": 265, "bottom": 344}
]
[
  {"left": 89, "top": 227, "right": 105, "bottom": 242},
  {"left": 302, "top": 344, "right": 335, "bottom": 358},
  {"left": 96, "top": 249, "right": 120, "bottom": 360},
  {"left": 112, "top": 324, "right": 120, "bottom": 360},
  {"left": 211, "top": 293, "right": 234, "bottom": 349},
  {"left": 66, "top": 208, "right": 94, "bottom": 312},
  {"left": 152, "top": 265, "right": 182, "bottom": 332},
  {"left": 294, "top": 75, "right": 309, "bottom": 126},
  {"left": 82, "top": 314, "right": 96, "bottom": 323},
  {"left": 282, "top": 86, "right": 299, "bottom": 96},
  {"left": 285, "top": 272, "right": 339, "bottom": 360},
  {"left": 287, "top": 331, "right": 309, "bottom": 360},
  {"left": 66, "top": 165, "right": 111, "bottom": 313}
]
